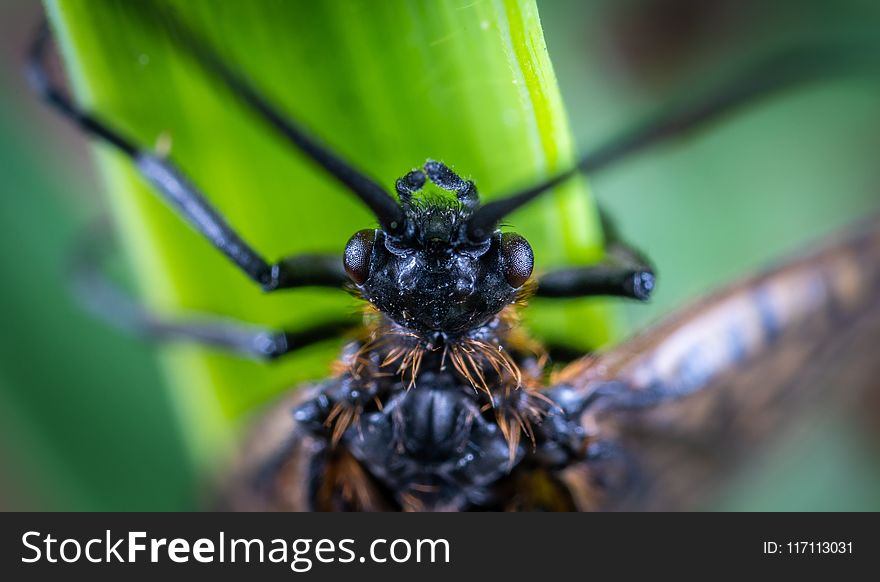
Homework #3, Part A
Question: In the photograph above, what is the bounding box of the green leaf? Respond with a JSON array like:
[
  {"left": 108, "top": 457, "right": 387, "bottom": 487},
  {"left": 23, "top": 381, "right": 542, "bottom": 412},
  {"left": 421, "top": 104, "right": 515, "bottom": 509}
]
[{"left": 47, "top": 0, "right": 614, "bottom": 471}]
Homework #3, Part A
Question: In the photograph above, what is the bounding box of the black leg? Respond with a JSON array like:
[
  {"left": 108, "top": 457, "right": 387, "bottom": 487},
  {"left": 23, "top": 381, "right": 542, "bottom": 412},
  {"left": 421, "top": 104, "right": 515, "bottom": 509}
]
[
  {"left": 70, "top": 228, "right": 357, "bottom": 360},
  {"left": 270, "top": 254, "right": 348, "bottom": 290},
  {"left": 535, "top": 265, "right": 654, "bottom": 301},
  {"left": 27, "top": 23, "right": 347, "bottom": 293},
  {"left": 535, "top": 208, "right": 655, "bottom": 301},
  {"left": 424, "top": 160, "right": 479, "bottom": 209}
]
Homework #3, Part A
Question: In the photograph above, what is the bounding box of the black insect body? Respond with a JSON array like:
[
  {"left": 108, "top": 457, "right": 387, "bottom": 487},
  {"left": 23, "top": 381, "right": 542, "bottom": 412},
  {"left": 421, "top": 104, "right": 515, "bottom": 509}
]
[
  {"left": 28, "top": 12, "right": 880, "bottom": 511},
  {"left": 268, "top": 162, "right": 610, "bottom": 510}
]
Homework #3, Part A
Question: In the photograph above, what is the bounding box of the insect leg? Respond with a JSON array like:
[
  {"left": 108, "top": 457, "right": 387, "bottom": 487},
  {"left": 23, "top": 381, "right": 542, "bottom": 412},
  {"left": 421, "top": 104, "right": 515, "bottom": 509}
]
[
  {"left": 424, "top": 160, "right": 479, "bottom": 209},
  {"left": 535, "top": 208, "right": 655, "bottom": 300},
  {"left": 26, "top": 23, "right": 346, "bottom": 293},
  {"left": 535, "top": 264, "right": 654, "bottom": 301},
  {"left": 70, "top": 227, "right": 356, "bottom": 360}
]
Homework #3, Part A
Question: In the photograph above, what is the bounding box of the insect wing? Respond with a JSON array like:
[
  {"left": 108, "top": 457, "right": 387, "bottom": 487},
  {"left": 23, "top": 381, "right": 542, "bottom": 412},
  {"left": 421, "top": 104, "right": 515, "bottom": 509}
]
[{"left": 556, "top": 217, "right": 880, "bottom": 511}]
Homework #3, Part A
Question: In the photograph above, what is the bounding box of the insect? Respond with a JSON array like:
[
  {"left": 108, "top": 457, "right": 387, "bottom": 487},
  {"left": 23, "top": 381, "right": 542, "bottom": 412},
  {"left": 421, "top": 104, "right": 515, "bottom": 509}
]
[{"left": 28, "top": 9, "right": 880, "bottom": 511}]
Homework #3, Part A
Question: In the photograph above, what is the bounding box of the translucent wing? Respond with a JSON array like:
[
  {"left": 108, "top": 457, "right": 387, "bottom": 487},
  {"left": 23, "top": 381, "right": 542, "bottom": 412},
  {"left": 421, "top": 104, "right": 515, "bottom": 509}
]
[{"left": 554, "top": 217, "right": 880, "bottom": 510}]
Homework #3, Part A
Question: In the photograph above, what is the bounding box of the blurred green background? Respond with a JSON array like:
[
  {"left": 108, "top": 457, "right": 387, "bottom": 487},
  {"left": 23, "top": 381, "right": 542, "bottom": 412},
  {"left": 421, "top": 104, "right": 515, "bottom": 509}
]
[{"left": 1, "top": 0, "right": 878, "bottom": 511}]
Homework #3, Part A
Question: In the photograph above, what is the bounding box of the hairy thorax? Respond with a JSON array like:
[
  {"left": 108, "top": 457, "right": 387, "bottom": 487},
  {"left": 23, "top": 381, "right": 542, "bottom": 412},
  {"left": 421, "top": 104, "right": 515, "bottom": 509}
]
[{"left": 238, "top": 305, "right": 585, "bottom": 512}]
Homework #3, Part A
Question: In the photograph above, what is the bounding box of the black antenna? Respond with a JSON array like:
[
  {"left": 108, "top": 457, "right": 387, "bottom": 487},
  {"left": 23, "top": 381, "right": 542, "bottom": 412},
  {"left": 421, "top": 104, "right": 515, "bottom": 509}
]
[
  {"left": 148, "top": 4, "right": 405, "bottom": 234},
  {"left": 466, "top": 42, "right": 879, "bottom": 241}
]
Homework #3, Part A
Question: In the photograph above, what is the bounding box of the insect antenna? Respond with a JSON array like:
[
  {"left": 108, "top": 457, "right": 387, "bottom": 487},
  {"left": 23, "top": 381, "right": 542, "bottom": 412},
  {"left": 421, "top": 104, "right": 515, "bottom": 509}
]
[
  {"left": 465, "top": 41, "right": 880, "bottom": 241},
  {"left": 140, "top": 4, "right": 406, "bottom": 234}
]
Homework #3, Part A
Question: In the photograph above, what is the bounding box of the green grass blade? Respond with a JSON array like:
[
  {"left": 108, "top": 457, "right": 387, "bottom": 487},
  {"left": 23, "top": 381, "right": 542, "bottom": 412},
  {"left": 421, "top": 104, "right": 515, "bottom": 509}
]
[{"left": 47, "top": 0, "right": 613, "bottom": 471}]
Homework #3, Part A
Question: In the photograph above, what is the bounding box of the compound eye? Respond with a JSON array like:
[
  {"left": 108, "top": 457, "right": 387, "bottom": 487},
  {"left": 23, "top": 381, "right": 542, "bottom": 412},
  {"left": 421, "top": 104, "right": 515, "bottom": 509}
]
[
  {"left": 500, "top": 232, "right": 533, "bottom": 288},
  {"left": 344, "top": 229, "right": 376, "bottom": 285}
]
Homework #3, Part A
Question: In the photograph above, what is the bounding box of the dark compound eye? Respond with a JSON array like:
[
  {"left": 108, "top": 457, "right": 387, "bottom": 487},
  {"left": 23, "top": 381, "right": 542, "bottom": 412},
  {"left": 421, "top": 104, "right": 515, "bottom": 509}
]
[
  {"left": 500, "top": 232, "right": 533, "bottom": 288},
  {"left": 343, "top": 229, "right": 376, "bottom": 284}
]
